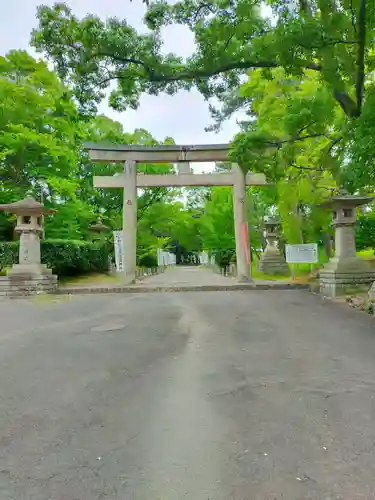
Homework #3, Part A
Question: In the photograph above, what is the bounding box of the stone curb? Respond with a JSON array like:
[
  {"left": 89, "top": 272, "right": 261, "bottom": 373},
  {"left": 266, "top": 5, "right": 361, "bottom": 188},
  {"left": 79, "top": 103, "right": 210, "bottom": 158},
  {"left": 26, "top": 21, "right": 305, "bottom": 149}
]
[{"left": 55, "top": 283, "right": 309, "bottom": 295}]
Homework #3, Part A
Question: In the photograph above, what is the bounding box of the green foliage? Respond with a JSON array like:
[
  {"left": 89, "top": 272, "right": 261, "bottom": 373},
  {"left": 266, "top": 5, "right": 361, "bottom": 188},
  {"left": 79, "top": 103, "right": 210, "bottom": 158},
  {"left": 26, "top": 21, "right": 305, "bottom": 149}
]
[
  {"left": 31, "top": 0, "right": 375, "bottom": 185},
  {"left": 0, "top": 240, "right": 110, "bottom": 277},
  {"left": 2, "top": 4, "right": 375, "bottom": 275},
  {"left": 0, "top": 50, "right": 183, "bottom": 253},
  {"left": 137, "top": 252, "right": 158, "bottom": 268},
  {"left": 0, "top": 50, "right": 81, "bottom": 201},
  {"left": 215, "top": 249, "right": 235, "bottom": 268},
  {"left": 356, "top": 212, "right": 375, "bottom": 252},
  {"left": 199, "top": 187, "right": 235, "bottom": 255}
]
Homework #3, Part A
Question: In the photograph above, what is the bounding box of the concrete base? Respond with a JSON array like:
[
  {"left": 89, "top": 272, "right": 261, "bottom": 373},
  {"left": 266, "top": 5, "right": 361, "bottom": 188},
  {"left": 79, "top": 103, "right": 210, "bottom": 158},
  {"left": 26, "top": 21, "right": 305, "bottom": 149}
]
[
  {"left": 258, "top": 251, "right": 289, "bottom": 276},
  {"left": 117, "top": 272, "right": 136, "bottom": 285},
  {"left": 0, "top": 274, "right": 58, "bottom": 297},
  {"left": 368, "top": 282, "right": 375, "bottom": 312},
  {"left": 117, "top": 266, "right": 166, "bottom": 284},
  {"left": 236, "top": 275, "right": 253, "bottom": 283},
  {"left": 8, "top": 263, "right": 53, "bottom": 276},
  {"left": 218, "top": 263, "right": 253, "bottom": 282},
  {"left": 319, "top": 256, "right": 375, "bottom": 298}
]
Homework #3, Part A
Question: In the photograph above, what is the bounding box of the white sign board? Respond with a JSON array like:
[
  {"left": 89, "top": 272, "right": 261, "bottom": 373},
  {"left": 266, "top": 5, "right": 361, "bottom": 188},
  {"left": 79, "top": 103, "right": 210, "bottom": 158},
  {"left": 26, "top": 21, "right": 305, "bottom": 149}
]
[
  {"left": 113, "top": 231, "right": 124, "bottom": 272},
  {"left": 285, "top": 243, "right": 318, "bottom": 264}
]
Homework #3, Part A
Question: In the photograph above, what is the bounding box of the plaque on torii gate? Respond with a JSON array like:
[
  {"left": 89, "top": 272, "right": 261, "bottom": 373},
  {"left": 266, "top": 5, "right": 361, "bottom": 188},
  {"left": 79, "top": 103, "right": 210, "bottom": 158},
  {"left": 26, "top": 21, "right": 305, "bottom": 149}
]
[{"left": 85, "top": 143, "right": 268, "bottom": 284}]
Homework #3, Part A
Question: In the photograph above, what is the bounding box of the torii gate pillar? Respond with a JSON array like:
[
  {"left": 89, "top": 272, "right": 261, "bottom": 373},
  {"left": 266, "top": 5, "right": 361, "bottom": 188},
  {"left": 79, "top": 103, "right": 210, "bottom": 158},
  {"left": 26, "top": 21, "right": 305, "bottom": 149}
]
[
  {"left": 122, "top": 160, "right": 137, "bottom": 284},
  {"left": 232, "top": 164, "right": 249, "bottom": 282}
]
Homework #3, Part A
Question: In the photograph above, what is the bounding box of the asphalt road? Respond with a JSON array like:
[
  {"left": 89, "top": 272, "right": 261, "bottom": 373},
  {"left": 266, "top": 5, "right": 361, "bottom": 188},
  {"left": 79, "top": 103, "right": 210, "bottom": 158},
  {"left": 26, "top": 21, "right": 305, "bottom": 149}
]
[{"left": 1, "top": 289, "right": 375, "bottom": 499}]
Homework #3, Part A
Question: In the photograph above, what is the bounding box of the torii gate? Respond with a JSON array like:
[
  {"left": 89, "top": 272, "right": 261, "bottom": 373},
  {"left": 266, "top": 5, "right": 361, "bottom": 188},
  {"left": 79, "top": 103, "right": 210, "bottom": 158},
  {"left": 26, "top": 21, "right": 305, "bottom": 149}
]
[{"left": 85, "top": 143, "right": 268, "bottom": 284}]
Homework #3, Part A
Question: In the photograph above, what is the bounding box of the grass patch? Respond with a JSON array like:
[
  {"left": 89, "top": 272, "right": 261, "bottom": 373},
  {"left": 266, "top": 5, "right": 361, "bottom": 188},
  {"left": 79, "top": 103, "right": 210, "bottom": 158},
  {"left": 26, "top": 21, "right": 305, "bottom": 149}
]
[
  {"left": 357, "top": 249, "right": 375, "bottom": 260},
  {"left": 59, "top": 273, "right": 121, "bottom": 287},
  {"left": 251, "top": 264, "right": 289, "bottom": 281}
]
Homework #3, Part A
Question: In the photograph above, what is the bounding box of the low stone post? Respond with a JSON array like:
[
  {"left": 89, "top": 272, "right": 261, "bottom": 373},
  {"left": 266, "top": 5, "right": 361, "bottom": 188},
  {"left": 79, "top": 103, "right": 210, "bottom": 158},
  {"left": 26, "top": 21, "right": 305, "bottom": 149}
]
[
  {"left": 0, "top": 196, "right": 57, "bottom": 296},
  {"left": 257, "top": 217, "right": 289, "bottom": 275},
  {"left": 319, "top": 190, "right": 375, "bottom": 297}
]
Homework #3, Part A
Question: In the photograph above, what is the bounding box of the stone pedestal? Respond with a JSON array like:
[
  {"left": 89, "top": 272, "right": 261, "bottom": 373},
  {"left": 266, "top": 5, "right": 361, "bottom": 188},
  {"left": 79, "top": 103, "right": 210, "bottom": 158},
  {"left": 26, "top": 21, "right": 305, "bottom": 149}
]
[
  {"left": 319, "top": 191, "right": 375, "bottom": 297},
  {"left": 0, "top": 196, "right": 58, "bottom": 297},
  {"left": 258, "top": 217, "right": 289, "bottom": 275}
]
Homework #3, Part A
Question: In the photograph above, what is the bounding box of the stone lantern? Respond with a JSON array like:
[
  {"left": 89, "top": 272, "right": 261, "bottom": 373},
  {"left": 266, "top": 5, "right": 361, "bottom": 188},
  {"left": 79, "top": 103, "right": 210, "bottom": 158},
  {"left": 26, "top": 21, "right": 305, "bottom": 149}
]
[
  {"left": 258, "top": 217, "right": 289, "bottom": 275},
  {"left": 89, "top": 217, "right": 109, "bottom": 242},
  {"left": 89, "top": 217, "right": 114, "bottom": 273},
  {"left": 0, "top": 196, "right": 57, "bottom": 296},
  {"left": 319, "top": 190, "right": 375, "bottom": 297}
]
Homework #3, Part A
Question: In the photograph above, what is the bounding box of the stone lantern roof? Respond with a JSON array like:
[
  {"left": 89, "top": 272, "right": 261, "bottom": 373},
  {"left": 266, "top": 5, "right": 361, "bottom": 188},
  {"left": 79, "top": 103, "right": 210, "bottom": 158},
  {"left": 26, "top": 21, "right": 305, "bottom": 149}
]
[
  {"left": 319, "top": 189, "right": 373, "bottom": 209},
  {"left": 0, "top": 196, "right": 56, "bottom": 215},
  {"left": 264, "top": 216, "right": 280, "bottom": 227},
  {"left": 89, "top": 217, "right": 109, "bottom": 233}
]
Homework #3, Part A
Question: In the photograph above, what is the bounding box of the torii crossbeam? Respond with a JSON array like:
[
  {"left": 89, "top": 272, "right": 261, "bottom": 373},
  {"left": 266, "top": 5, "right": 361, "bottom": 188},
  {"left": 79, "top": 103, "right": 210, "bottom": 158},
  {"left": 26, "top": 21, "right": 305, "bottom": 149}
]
[{"left": 85, "top": 143, "right": 268, "bottom": 284}]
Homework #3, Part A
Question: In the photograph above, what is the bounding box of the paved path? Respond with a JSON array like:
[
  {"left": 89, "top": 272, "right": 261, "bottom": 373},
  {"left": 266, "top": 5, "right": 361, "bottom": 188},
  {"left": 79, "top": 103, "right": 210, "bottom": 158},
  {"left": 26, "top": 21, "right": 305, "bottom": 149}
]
[
  {"left": 59, "top": 266, "right": 293, "bottom": 294},
  {"left": 139, "top": 265, "right": 239, "bottom": 286},
  {"left": 0, "top": 290, "right": 375, "bottom": 499}
]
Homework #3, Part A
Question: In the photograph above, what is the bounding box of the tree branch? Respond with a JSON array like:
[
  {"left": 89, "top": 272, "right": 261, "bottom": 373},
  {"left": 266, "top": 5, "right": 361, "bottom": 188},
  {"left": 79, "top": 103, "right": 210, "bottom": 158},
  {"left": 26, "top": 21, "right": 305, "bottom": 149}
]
[
  {"left": 193, "top": 2, "right": 216, "bottom": 22},
  {"left": 91, "top": 50, "right": 363, "bottom": 120},
  {"left": 298, "top": 39, "right": 358, "bottom": 49},
  {"left": 137, "top": 188, "right": 166, "bottom": 220},
  {"left": 355, "top": 0, "right": 366, "bottom": 113},
  {"left": 291, "top": 165, "right": 325, "bottom": 171},
  {"left": 266, "top": 133, "right": 331, "bottom": 147},
  {"left": 148, "top": 60, "right": 322, "bottom": 82},
  {"left": 223, "top": 29, "right": 237, "bottom": 52},
  {"left": 334, "top": 90, "right": 360, "bottom": 117},
  {"left": 350, "top": 0, "right": 358, "bottom": 34}
]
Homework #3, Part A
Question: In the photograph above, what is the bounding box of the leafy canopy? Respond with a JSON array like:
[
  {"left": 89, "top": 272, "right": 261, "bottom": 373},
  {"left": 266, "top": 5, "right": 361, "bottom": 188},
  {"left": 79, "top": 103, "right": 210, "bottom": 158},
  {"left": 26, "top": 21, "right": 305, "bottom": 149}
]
[{"left": 31, "top": 0, "right": 375, "bottom": 180}]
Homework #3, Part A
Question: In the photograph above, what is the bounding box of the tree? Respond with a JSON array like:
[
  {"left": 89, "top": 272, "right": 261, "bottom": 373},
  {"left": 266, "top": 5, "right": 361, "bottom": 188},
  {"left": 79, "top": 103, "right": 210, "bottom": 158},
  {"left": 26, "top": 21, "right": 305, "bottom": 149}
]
[
  {"left": 78, "top": 115, "right": 176, "bottom": 230},
  {"left": 31, "top": 1, "right": 375, "bottom": 182},
  {"left": 0, "top": 50, "right": 85, "bottom": 239},
  {"left": 0, "top": 50, "right": 80, "bottom": 199},
  {"left": 234, "top": 68, "right": 336, "bottom": 244},
  {"left": 0, "top": 50, "right": 180, "bottom": 244}
]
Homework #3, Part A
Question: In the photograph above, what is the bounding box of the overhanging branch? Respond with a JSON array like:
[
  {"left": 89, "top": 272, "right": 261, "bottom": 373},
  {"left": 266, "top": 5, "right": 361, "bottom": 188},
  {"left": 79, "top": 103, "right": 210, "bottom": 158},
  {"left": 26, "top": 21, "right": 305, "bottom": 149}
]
[
  {"left": 148, "top": 60, "right": 322, "bottom": 82},
  {"left": 89, "top": 50, "right": 361, "bottom": 119}
]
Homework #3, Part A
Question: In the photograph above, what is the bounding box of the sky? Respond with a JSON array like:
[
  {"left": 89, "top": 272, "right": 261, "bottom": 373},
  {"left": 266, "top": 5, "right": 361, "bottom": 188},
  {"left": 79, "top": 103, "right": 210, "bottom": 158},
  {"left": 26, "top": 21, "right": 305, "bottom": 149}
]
[{"left": 0, "top": 0, "right": 244, "bottom": 173}]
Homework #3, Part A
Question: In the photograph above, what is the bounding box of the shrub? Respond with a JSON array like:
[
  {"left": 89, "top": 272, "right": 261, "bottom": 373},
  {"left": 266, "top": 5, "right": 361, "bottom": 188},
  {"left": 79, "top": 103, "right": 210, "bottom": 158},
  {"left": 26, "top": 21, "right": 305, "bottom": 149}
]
[
  {"left": 356, "top": 212, "right": 375, "bottom": 252},
  {"left": 138, "top": 252, "right": 158, "bottom": 268},
  {"left": 215, "top": 249, "right": 235, "bottom": 268},
  {"left": 0, "top": 239, "right": 110, "bottom": 277}
]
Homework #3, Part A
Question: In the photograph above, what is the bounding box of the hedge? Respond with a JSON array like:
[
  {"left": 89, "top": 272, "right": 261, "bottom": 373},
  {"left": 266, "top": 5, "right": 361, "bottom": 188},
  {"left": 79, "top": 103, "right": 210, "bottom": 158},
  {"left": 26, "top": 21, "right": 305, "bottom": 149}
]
[
  {"left": 0, "top": 239, "right": 110, "bottom": 277},
  {"left": 137, "top": 252, "right": 158, "bottom": 268}
]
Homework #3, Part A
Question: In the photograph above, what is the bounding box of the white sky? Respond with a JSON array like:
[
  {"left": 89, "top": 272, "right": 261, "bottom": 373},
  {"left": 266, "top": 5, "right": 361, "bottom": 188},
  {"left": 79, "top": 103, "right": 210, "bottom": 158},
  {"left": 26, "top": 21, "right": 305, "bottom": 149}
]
[{"left": 0, "top": 0, "right": 245, "bottom": 173}]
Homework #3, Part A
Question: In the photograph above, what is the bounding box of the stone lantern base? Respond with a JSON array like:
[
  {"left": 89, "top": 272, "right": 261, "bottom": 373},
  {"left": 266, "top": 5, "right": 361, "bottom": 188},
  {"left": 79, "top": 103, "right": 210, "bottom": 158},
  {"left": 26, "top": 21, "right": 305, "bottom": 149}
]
[
  {"left": 257, "top": 250, "right": 289, "bottom": 276},
  {"left": 0, "top": 265, "right": 57, "bottom": 298},
  {"left": 319, "top": 257, "right": 375, "bottom": 298}
]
